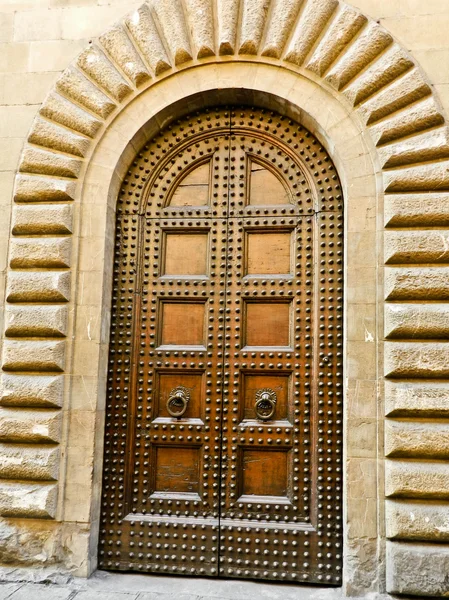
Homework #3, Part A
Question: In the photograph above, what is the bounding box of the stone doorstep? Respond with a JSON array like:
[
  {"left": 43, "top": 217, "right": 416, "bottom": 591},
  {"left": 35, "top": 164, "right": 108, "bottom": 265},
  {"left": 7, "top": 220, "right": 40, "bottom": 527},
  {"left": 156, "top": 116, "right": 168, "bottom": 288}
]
[{"left": 0, "top": 571, "right": 390, "bottom": 600}]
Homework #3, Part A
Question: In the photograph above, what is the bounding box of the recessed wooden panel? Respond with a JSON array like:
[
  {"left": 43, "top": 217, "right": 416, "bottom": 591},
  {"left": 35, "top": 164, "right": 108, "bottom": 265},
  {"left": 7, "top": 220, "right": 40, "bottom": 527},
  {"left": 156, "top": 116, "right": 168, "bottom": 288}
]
[
  {"left": 246, "top": 231, "right": 291, "bottom": 275},
  {"left": 160, "top": 302, "right": 205, "bottom": 346},
  {"left": 244, "top": 302, "right": 290, "bottom": 347},
  {"left": 156, "top": 371, "right": 204, "bottom": 420},
  {"left": 241, "top": 449, "right": 288, "bottom": 497},
  {"left": 170, "top": 161, "right": 210, "bottom": 207},
  {"left": 249, "top": 160, "right": 289, "bottom": 206},
  {"left": 242, "top": 373, "right": 290, "bottom": 421},
  {"left": 154, "top": 446, "right": 200, "bottom": 494},
  {"left": 163, "top": 232, "right": 208, "bottom": 276}
]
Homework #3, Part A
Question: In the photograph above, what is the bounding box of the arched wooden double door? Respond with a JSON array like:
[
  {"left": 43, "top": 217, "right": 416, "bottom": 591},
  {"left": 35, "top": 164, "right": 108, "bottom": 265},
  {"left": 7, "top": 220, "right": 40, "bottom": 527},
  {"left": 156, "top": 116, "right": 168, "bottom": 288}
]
[{"left": 99, "top": 106, "right": 343, "bottom": 585}]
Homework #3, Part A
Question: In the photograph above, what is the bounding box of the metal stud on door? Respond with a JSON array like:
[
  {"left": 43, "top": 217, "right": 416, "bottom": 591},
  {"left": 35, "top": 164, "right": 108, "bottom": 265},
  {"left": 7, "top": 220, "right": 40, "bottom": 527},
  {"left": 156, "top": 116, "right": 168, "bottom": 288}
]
[{"left": 99, "top": 107, "right": 343, "bottom": 585}]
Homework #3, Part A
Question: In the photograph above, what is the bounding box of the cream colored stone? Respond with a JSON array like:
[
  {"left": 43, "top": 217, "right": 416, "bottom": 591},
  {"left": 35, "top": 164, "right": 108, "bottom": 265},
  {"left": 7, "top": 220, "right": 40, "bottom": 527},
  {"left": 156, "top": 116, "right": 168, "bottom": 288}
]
[
  {"left": 347, "top": 419, "right": 377, "bottom": 458},
  {"left": 380, "top": 126, "right": 449, "bottom": 170},
  {"left": 6, "top": 271, "right": 71, "bottom": 303},
  {"left": 0, "top": 105, "right": 37, "bottom": 138},
  {"left": 0, "top": 482, "right": 57, "bottom": 519},
  {"left": 0, "top": 71, "right": 58, "bottom": 104},
  {"left": 385, "top": 342, "right": 449, "bottom": 379},
  {"left": 2, "top": 340, "right": 65, "bottom": 372},
  {"left": 238, "top": 0, "right": 269, "bottom": 55},
  {"left": 0, "top": 12, "right": 13, "bottom": 42},
  {"left": 386, "top": 460, "right": 449, "bottom": 499},
  {"left": 29, "top": 116, "right": 90, "bottom": 158},
  {"left": 386, "top": 499, "right": 449, "bottom": 542},
  {"left": 13, "top": 8, "right": 62, "bottom": 42},
  {"left": 0, "top": 374, "right": 64, "bottom": 408},
  {"left": 184, "top": 0, "right": 214, "bottom": 58},
  {"left": 77, "top": 45, "right": 132, "bottom": 103},
  {"left": 28, "top": 38, "right": 86, "bottom": 72},
  {"left": 10, "top": 237, "right": 71, "bottom": 269},
  {"left": 149, "top": 0, "right": 192, "bottom": 65},
  {"left": 60, "top": 4, "right": 141, "bottom": 40},
  {"left": 0, "top": 443, "right": 59, "bottom": 480},
  {"left": 20, "top": 145, "right": 82, "bottom": 178},
  {"left": 56, "top": 67, "right": 116, "bottom": 119},
  {"left": 0, "top": 408, "right": 61, "bottom": 443},
  {"left": 99, "top": 24, "right": 150, "bottom": 86},
  {"left": 261, "top": 0, "right": 303, "bottom": 59},
  {"left": 386, "top": 420, "right": 449, "bottom": 459},
  {"left": 385, "top": 267, "right": 449, "bottom": 300},
  {"left": 387, "top": 541, "right": 449, "bottom": 596},
  {"left": 14, "top": 173, "right": 76, "bottom": 202},
  {"left": 0, "top": 42, "right": 29, "bottom": 73},
  {"left": 385, "top": 303, "right": 449, "bottom": 339},
  {"left": 385, "top": 192, "right": 449, "bottom": 227},
  {"left": 12, "top": 204, "right": 73, "bottom": 235},
  {"left": 5, "top": 305, "right": 68, "bottom": 338},
  {"left": 40, "top": 92, "right": 102, "bottom": 139},
  {"left": 385, "top": 381, "right": 449, "bottom": 417},
  {"left": 216, "top": 0, "right": 239, "bottom": 55},
  {"left": 385, "top": 159, "right": 449, "bottom": 192}
]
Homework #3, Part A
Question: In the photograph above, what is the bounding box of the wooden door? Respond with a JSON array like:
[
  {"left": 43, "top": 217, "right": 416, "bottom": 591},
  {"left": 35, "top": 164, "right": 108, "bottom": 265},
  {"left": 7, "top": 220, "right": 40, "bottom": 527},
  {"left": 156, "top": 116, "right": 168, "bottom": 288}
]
[{"left": 99, "top": 107, "right": 343, "bottom": 585}]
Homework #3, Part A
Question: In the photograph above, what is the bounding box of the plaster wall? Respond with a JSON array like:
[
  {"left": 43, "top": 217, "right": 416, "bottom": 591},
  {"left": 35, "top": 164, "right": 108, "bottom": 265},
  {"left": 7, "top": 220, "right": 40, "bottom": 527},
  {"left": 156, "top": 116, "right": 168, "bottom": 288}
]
[{"left": 0, "top": 1, "right": 448, "bottom": 598}]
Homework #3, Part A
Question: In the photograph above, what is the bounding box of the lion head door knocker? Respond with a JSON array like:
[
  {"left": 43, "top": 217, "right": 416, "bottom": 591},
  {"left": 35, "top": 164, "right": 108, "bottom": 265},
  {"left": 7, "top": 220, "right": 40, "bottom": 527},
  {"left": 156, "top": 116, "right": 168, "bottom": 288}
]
[
  {"left": 167, "top": 386, "right": 190, "bottom": 418},
  {"left": 254, "top": 388, "right": 277, "bottom": 421}
]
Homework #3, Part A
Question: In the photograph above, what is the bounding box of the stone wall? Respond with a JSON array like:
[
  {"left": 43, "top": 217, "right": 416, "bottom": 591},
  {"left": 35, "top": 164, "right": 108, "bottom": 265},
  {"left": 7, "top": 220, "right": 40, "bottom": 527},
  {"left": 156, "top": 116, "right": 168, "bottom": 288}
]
[{"left": 0, "top": 0, "right": 448, "bottom": 597}]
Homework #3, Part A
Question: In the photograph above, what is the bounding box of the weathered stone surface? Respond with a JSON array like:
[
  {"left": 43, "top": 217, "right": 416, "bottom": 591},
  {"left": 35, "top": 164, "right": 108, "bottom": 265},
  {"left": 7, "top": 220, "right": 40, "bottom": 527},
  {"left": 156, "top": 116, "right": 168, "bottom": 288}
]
[
  {"left": 124, "top": 5, "right": 171, "bottom": 75},
  {"left": 325, "top": 22, "right": 392, "bottom": 91},
  {"left": 0, "top": 444, "right": 59, "bottom": 481},
  {"left": 19, "top": 146, "right": 82, "bottom": 179},
  {"left": 238, "top": 0, "right": 270, "bottom": 55},
  {"left": 385, "top": 342, "right": 449, "bottom": 379},
  {"left": 184, "top": 0, "right": 215, "bottom": 58},
  {"left": 386, "top": 499, "right": 449, "bottom": 542},
  {"left": 262, "top": 0, "right": 303, "bottom": 59},
  {"left": 358, "top": 67, "right": 431, "bottom": 126},
  {"left": 39, "top": 93, "right": 102, "bottom": 139},
  {"left": 379, "top": 126, "right": 449, "bottom": 169},
  {"left": 12, "top": 204, "right": 73, "bottom": 236},
  {"left": 370, "top": 96, "right": 444, "bottom": 146},
  {"left": 306, "top": 4, "right": 366, "bottom": 76},
  {"left": 0, "top": 409, "right": 61, "bottom": 444},
  {"left": 385, "top": 304, "right": 449, "bottom": 339},
  {"left": 387, "top": 541, "right": 449, "bottom": 596},
  {"left": 386, "top": 460, "right": 449, "bottom": 499},
  {"left": 0, "top": 483, "right": 57, "bottom": 519},
  {"left": 28, "top": 116, "right": 90, "bottom": 158},
  {"left": 384, "top": 193, "right": 449, "bottom": 227},
  {"left": 5, "top": 306, "right": 68, "bottom": 338},
  {"left": 284, "top": 0, "right": 338, "bottom": 66},
  {"left": 216, "top": 0, "right": 239, "bottom": 55},
  {"left": 9, "top": 238, "right": 71, "bottom": 269},
  {"left": 14, "top": 174, "right": 76, "bottom": 203},
  {"left": 385, "top": 160, "right": 449, "bottom": 192},
  {"left": 77, "top": 45, "right": 132, "bottom": 103},
  {"left": 385, "top": 230, "right": 449, "bottom": 264},
  {"left": 0, "top": 375, "right": 64, "bottom": 408},
  {"left": 55, "top": 67, "right": 116, "bottom": 120},
  {"left": 385, "top": 381, "right": 449, "bottom": 417},
  {"left": 385, "top": 267, "right": 449, "bottom": 301},
  {"left": 2, "top": 341, "right": 65, "bottom": 373},
  {"left": 99, "top": 24, "right": 150, "bottom": 87},
  {"left": 385, "top": 420, "right": 449, "bottom": 459},
  {"left": 6, "top": 271, "right": 71, "bottom": 303},
  {"left": 149, "top": 0, "right": 192, "bottom": 65}
]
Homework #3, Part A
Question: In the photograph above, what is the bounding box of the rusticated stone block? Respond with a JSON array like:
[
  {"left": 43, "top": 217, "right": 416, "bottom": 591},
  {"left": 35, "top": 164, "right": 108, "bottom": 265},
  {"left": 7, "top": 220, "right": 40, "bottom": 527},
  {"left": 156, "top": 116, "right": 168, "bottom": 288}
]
[
  {"left": 0, "top": 444, "right": 59, "bottom": 481},
  {"left": 385, "top": 342, "right": 449, "bottom": 379},
  {"left": 183, "top": 0, "right": 214, "bottom": 59},
  {"left": 12, "top": 204, "right": 73, "bottom": 235},
  {"left": 56, "top": 67, "right": 115, "bottom": 120},
  {"left": 385, "top": 381, "right": 449, "bottom": 417},
  {"left": 14, "top": 173, "right": 76, "bottom": 203},
  {"left": 28, "top": 116, "right": 90, "bottom": 158},
  {"left": 386, "top": 499, "right": 449, "bottom": 542},
  {"left": 384, "top": 193, "right": 449, "bottom": 227},
  {"left": 385, "top": 304, "right": 449, "bottom": 339},
  {"left": 99, "top": 24, "right": 150, "bottom": 86},
  {"left": 385, "top": 230, "right": 449, "bottom": 264},
  {"left": 77, "top": 45, "right": 132, "bottom": 103},
  {"left": 386, "top": 460, "right": 449, "bottom": 499},
  {"left": 20, "top": 146, "right": 82, "bottom": 179},
  {"left": 0, "top": 409, "right": 61, "bottom": 443},
  {"left": 9, "top": 238, "right": 71, "bottom": 269},
  {"left": 5, "top": 305, "right": 68, "bottom": 338},
  {"left": 387, "top": 541, "right": 449, "bottom": 596},
  {"left": 0, "top": 482, "right": 57, "bottom": 519},
  {"left": 0, "top": 375, "right": 64, "bottom": 408},
  {"left": 379, "top": 127, "right": 449, "bottom": 170},
  {"left": 385, "top": 420, "right": 449, "bottom": 459},
  {"left": 385, "top": 160, "right": 449, "bottom": 193},
  {"left": 6, "top": 271, "right": 71, "bottom": 303},
  {"left": 40, "top": 92, "right": 102, "bottom": 139},
  {"left": 385, "top": 267, "right": 449, "bottom": 301},
  {"left": 150, "top": 0, "right": 192, "bottom": 65},
  {"left": 2, "top": 340, "right": 65, "bottom": 373}
]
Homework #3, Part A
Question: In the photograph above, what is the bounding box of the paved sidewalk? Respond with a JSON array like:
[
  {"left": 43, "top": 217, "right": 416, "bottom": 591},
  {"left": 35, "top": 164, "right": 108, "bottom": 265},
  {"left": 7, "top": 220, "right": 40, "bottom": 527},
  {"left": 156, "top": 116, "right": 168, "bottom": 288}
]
[{"left": 0, "top": 570, "right": 386, "bottom": 600}]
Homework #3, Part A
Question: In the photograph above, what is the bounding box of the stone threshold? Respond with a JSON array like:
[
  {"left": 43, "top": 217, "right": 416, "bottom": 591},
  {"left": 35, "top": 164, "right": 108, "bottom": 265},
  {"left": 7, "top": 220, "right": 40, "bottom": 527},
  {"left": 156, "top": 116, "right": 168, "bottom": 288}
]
[{"left": 0, "top": 570, "right": 392, "bottom": 600}]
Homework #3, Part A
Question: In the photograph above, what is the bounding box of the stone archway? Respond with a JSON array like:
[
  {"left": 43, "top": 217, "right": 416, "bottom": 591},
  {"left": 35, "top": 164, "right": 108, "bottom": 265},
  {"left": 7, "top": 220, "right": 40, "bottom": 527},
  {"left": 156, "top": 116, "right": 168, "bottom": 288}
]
[{"left": 1, "top": 1, "right": 449, "bottom": 597}]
